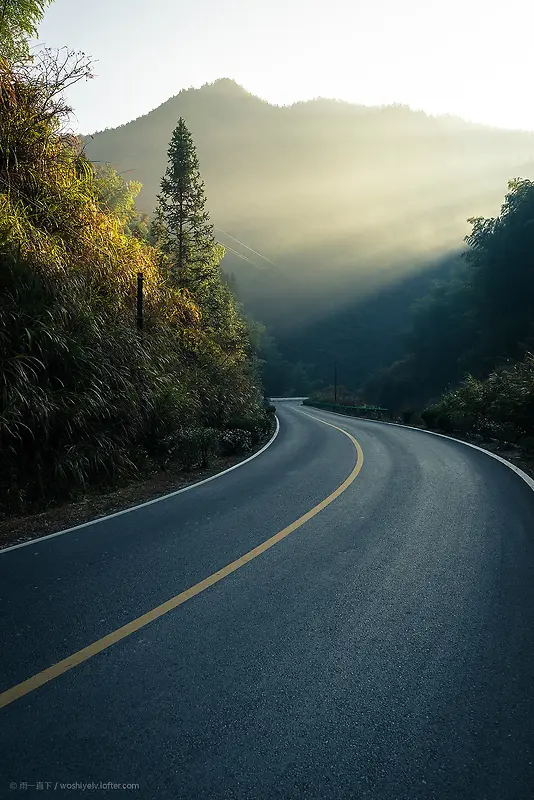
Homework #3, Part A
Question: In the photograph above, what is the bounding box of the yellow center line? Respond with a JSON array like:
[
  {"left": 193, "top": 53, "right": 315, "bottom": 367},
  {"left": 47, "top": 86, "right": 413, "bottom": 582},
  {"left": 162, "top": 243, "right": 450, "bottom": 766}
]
[{"left": 0, "top": 414, "right": 363, "bottom": 710}]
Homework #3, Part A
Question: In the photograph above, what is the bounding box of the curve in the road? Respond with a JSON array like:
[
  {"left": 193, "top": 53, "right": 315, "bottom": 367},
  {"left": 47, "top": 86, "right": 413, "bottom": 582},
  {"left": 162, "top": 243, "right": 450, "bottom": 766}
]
[
  {"left": 0, "top": 414, "right": 363, "bottom": 711},
  {"left": 301, "top": 404, "right": 534, "bottom": 493}
]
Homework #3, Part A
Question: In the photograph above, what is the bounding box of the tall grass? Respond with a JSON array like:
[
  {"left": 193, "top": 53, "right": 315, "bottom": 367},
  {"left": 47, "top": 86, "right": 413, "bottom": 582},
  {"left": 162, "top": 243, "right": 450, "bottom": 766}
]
[{"left": 0, "top": 56, "right": 266, "bottom": 515}]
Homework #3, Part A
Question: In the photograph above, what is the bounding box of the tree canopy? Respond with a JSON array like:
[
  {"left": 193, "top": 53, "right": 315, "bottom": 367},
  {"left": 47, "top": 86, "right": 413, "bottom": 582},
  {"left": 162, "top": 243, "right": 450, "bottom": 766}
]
[
  {"left": 0, "top": 0, "right": 52, "bottom": 60},
  {"left": 361, "top": 179, "right": 534, "bottom": 414}
]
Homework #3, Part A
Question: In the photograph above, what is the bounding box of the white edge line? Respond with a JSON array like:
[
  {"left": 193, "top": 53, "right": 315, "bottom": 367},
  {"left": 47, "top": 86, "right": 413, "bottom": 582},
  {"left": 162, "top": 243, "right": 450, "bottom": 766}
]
[
  {"left": 299, "top": 404, "right": 534, "bottom": 493},
  {"left": 0, "top": 416, "right": 281, "bottom": 555}
]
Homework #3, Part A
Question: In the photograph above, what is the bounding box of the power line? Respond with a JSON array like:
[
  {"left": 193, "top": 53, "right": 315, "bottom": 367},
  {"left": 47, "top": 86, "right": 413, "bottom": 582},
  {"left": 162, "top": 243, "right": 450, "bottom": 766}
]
[
  {"left": 0, "top": 176, "right": 268, "bottom": 273},
  {"left": 214, "top": 226, "right": 277, "bottom": 267},
  {"left": 220, "top": 242, "right": 266, "bottom": 270}
]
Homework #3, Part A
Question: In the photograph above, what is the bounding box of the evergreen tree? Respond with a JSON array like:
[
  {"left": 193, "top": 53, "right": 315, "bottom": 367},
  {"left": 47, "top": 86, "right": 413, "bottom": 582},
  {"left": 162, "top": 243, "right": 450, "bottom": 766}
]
[
  {"left": 153, "top": 118, "right": 260, "bottom": 395},
  {"left": 155, "top": 117, "right": 215, "bottom": 286}
]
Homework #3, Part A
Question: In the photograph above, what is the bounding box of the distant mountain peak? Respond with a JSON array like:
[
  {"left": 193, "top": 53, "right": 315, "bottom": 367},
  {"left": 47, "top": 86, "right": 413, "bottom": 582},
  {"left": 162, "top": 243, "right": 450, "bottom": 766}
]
[{"left": 200, "top": 78, "right": 251, "bottom": 95}]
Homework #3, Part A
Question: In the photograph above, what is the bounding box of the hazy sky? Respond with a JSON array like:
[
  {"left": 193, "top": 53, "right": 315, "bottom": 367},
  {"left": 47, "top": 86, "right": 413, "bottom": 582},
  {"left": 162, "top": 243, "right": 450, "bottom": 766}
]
[{"left": 37, "top": 0, "right": 533, "bottom": 134}]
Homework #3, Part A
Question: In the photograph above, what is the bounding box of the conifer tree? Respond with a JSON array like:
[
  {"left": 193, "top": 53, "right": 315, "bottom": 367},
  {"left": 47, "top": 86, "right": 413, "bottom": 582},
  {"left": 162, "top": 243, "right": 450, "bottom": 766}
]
[
  {"left": 155, "top": 117, "right": 216, "bottom": 286},
  {"left": 155, "top": 118, "right": 262, "bottom": 381}
]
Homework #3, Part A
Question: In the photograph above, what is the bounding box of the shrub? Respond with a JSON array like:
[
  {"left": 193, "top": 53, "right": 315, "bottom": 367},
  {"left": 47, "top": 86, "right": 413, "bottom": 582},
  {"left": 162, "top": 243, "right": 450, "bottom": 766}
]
[
  {"left": 518, "top": 436, "right": 534, "bottom": 454},
  {"left": 220, "top": 429, "right": 253, "bottom": 456},
  {"left": 422, "top": 355, "right": 534, "bottom": 445},
  {"left": 197, "top": 427, "right": 221, "bottom": 466},
  {"left": 421, "top": 409, "right": 437, "bottom": 428},
  {"left": 226, "top": 416, "right": 266, "bottom": 444},
  {"left": 162, "top": 426, "right": 220, "bottom": 470},
  {"left": 435, "top": 413, "right": 454, "bottom": 433}
]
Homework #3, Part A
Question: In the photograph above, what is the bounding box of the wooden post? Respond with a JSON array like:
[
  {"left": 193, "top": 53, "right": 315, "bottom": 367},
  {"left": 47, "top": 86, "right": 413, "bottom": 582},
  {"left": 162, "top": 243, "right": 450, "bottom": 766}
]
[{"left": 137, "top": 272, "right": 144, "bottom": 331}]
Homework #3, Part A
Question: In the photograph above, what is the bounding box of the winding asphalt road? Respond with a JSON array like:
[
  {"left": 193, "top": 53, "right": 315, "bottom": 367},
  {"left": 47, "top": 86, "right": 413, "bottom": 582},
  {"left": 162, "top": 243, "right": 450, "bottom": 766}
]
[{"left": 1, "top": 401, "right": 534, "bottom": 799}]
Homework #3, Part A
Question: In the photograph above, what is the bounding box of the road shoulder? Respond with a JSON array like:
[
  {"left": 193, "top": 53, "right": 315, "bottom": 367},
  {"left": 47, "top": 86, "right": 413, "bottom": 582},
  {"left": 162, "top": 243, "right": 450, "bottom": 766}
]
[{"left": 0, "top": 420, "right": 278, "bottom": 551}]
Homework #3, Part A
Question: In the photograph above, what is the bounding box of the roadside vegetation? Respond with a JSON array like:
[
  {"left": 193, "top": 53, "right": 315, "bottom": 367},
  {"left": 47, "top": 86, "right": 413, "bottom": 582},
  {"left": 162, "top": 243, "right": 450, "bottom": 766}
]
[
  {"left": 421, "top": 358, "right": 534, "bottom": 453},
  {"left": 0, "top": 6, "right": 270, "bottom": 518},
  {"left": 360, "top": 179, "right": 534, "bottom": 453}
]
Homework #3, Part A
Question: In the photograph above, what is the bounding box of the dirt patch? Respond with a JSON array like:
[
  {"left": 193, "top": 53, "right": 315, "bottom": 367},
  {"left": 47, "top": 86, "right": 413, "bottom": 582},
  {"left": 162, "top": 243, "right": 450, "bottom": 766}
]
[{"left": 0, "top": 424, "right": 276, "bottom": 551}]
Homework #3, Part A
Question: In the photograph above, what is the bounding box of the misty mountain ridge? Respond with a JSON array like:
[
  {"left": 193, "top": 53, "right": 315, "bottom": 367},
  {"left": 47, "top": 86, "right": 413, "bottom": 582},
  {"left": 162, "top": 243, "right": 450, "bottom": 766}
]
[
  {"left": 83, "top": 79, "right": 534, "bottom": 330},
  {"left": 88, "top": 79, "right": 511, "bottom": 135}
]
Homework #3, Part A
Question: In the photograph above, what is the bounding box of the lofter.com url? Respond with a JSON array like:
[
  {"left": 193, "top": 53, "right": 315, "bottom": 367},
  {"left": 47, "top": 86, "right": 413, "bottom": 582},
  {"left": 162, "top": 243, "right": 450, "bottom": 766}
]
[
  {"left": 57, "top": 784, "right": 139, "bottom": 791},
  {"left": 9, "top": 782, "right": 140, "bottom": 791}
]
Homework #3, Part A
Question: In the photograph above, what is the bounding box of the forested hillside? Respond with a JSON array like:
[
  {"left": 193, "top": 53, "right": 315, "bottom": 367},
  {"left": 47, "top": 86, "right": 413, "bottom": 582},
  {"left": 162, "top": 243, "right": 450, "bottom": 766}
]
[
  {"left": 368, "top": 179, "right": 534, "bottom": 426},
  {"left": 0, "top": 32, "right": 268, "bottom": 515},
  {"left": 83, "top": 80, "right": 534, "bottom": 394}
]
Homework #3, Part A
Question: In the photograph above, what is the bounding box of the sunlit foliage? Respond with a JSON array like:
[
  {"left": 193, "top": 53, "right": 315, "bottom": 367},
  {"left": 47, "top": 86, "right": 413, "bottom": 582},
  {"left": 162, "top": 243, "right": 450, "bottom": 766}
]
[
  {"left": 0, "top": 54, "right": 266, "bottom": 514},
  {"left": 0, "top": 0, "right": 51, "bottom": 61}
]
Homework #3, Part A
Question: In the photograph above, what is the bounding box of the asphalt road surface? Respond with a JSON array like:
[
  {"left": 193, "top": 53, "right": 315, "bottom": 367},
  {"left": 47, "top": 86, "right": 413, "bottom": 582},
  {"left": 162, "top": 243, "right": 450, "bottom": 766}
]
[{"left": 1, "top": 402, "right": 534, "bottom": 799}]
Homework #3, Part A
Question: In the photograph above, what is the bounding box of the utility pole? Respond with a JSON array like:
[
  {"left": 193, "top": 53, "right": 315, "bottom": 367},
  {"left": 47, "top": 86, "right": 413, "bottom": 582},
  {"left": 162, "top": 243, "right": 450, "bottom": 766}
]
[
  {"left": 334, "top": 359, "right": 338, "bottom": 404},
  {"left": 136, "top": 272, "right": 144, "bottom": 331}
]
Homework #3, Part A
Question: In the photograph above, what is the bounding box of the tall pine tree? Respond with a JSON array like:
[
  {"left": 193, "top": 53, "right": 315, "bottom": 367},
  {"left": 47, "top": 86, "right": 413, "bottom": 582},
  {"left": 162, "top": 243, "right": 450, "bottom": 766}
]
[
  {"left": 154, "top": 117, "right": 249, "bottom": 362},
  {"left": 155, "top": 117, "right": 216, "bottom": 287}
]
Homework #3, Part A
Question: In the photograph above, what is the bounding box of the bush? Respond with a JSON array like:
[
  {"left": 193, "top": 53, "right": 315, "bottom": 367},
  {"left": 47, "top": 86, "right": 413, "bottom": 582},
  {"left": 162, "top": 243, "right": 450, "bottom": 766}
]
[
  {"left": 197, "top": 427, "right": 221, "bottom": 466},
  {"left": 435, "top": 413, "right": 454, "bottom": 433},
  {"left": 226, "top": 415, "right": 267, "bottom": 444},
  {"left": 220, "top": 429, "right": 253, "bottom": 456},
  {"left": 518, "top": 436, "right": 534, "bottom": 454},
  {"left": 421, "top": 409, "right": 437, "bottom": 428},
  {"left": 161, "top": 426, "right": 220, "bottom": 470},
  {"left": 422, "top": 355, "right": 534, "bottom": 444},
  {"left": 161, "top": 428, "right": 197, "bottom": 470}
]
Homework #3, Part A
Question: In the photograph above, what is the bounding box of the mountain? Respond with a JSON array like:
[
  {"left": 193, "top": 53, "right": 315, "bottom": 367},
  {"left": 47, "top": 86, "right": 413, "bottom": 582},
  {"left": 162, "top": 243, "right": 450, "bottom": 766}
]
[{"left": 83, "top": 80, "right": 534, "bottom": 391}]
